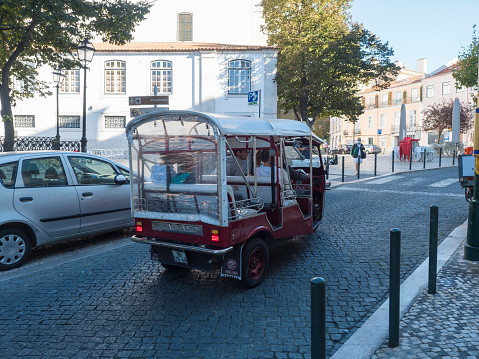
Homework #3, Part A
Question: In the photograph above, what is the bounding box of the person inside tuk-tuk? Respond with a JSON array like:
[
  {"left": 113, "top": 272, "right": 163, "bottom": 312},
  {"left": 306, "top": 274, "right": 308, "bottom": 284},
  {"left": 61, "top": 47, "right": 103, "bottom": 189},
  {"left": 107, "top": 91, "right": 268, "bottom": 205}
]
[
  {"left": 226, "top": 149, "right": 249, "bottom": 176},
  {"left": 151, "top": 154, "right": 176, "bottom": 183},
  {"left": 256, "top": 149, "right": 289, "bottom": 182},
  {"left": 171, "top": 154, "right": 195, "bottom": 184}
]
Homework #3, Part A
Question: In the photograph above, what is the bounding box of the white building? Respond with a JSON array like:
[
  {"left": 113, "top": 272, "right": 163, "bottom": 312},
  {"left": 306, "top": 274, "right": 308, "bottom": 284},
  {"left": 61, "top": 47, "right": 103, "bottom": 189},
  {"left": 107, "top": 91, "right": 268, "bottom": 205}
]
[{"left": 2, "top": 0, "right": 276, "bottom": 151}]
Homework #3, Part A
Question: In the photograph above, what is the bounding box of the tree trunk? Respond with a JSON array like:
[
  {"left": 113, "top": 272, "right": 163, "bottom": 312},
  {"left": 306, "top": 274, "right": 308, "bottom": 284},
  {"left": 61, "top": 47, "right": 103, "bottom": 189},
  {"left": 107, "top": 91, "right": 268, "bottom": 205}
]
[
  {"left": 0, "top": 82, "right": 14, "bottom": 152},
  {"left": 299, "top": 77, "right": 310, "bottom": 127},
  {"left": 436, "top": 129, "right": 443, "bottom": 144}
]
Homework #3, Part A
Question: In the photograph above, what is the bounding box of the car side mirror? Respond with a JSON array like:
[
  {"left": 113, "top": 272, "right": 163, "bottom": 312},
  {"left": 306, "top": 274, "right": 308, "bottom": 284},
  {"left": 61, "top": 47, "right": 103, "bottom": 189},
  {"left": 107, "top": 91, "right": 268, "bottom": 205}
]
[
  {"left": 114, "top": 174, "right": 128, "bottom": 185},
  {"left": 329, "top": 155, "right": 338, "bottom": 165}
]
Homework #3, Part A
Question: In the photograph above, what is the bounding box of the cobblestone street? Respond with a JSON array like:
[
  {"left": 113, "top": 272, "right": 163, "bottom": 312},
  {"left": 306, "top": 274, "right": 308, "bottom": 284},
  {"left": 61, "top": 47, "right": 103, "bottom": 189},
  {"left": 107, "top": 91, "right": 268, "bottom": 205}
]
[{"left": 0, "top": 167, "right": 467, "bottom": 358}]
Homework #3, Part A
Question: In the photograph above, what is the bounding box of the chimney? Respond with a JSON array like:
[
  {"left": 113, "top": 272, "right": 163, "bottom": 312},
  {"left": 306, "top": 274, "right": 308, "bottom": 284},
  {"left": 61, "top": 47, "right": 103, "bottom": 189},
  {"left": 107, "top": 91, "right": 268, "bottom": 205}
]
[
  {"left": 417, "top": 58, "right": 427, "bottom": 73},
  {"left": 395, "top": 60, "right": 404, "bottom": 68}
]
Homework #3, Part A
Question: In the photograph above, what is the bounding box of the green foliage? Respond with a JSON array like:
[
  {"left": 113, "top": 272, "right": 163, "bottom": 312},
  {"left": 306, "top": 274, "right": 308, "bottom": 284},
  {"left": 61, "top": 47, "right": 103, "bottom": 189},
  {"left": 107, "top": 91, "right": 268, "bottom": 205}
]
[
  {"left": 0, "top": 0, "right": 151, "bottom": 150},
  {"left": 453, "top": 25, "right": 478, "bottom": 90},
  {"left": 311, "top": 116, "right": 330, "bottom": 140},
  {"left": 261, "top": 0, "right": 399, "bottom": 128}
]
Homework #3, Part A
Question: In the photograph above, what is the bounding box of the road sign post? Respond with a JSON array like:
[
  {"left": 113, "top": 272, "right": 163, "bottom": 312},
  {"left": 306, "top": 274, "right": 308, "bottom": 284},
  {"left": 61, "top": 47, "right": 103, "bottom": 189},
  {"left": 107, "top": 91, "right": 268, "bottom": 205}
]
[{"left": 248, "top": 90, "right": 261, "bottom": 118}]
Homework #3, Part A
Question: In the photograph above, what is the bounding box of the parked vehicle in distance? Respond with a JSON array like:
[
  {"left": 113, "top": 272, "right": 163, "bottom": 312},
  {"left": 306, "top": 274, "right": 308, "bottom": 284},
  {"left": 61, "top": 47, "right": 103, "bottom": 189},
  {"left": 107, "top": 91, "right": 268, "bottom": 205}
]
[
  {"left": 0, "top": 151, "right": 132, "bottom": 270},
  {"left": 363, "top": 144, "right": 381, "bottom": 155},
  {"left": 331, "top": 144, "right": 352, "bottom": 155}
]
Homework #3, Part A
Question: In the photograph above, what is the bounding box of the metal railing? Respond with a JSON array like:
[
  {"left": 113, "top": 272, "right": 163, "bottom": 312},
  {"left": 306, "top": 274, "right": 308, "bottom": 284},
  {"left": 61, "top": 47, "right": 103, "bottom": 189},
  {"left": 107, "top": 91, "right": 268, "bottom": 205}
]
[{"left": 0, "top": 136, "right": 80, "bottom": 152}]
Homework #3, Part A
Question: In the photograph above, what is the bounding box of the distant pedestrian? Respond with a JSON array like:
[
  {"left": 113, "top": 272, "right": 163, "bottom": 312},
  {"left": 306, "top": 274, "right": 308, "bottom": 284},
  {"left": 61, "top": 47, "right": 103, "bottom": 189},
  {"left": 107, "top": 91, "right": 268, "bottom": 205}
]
[{"left": 351, "top": 137, "right": 366, "bottom": 175}]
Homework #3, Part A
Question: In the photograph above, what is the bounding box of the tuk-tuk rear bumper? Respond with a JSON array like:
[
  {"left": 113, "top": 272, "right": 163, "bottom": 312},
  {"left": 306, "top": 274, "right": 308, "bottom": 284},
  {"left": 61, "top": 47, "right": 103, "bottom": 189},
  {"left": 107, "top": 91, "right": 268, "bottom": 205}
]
[
  {"left": 132, "top": 235, "right": 234, "bottom": 272},
  {"left": 131, "top": 236, "right": 233, "bottom": 255}
]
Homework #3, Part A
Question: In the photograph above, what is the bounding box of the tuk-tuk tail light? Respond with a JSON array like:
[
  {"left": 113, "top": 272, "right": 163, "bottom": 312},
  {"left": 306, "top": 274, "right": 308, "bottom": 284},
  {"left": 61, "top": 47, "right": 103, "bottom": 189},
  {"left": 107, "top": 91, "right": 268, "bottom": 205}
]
[
  {"left": 136, "top": 221, "right": 143, "bottom": 232},
  {"left": 211, "top": 230, "right": 220, "bottom": 242}
]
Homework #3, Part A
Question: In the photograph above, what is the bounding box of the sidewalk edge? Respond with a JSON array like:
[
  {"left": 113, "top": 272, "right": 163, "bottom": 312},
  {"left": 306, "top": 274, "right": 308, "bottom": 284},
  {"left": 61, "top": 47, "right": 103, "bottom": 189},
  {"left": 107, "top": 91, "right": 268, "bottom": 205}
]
[{"left": 330, "top": 219, "right": 468, "bottom": 359}]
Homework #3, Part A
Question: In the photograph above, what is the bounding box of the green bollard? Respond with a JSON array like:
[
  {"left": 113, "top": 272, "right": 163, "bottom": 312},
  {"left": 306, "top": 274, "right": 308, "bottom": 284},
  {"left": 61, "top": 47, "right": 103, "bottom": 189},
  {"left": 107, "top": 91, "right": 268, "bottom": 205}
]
[
  {"left": 392, "top": 150, "right": 394, "bottom": 173},
  {"left": 439, "top": 148, "right": 442, "bottom": 167},
  {"left": 428, "top": 206, "right": 438, "bottom": 294},
  {"left": 389, "top": 229, "right": 401, "bottom": 347},
  {"left": 423, "top": 148, "right": 426, "bottom": 169},
  {"left": 341, "top": 156, "right": 345, "bottom": 182},
  {"left": 409, "top": 149, "right": 412, "bottom": 170},
  {"left": 311, "top": 277, "right": 326, "bottom": 359}
]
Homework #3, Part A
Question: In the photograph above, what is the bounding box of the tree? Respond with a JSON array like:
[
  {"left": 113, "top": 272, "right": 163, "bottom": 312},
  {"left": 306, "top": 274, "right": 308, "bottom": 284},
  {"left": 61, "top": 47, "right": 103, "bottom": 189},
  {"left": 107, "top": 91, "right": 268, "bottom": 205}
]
[
  {"left": 261, "top": 0, "right": 399, "bottom": 128},
  {"left": 0, "top": 0, "right": 151, "bottom": 151},
  {"left": 422, "top": 98, "right": 473, "bottom": 143},
  {"left": 452, "top": 25, "right": 478, "bottom": 91},
  {"left": 311, "top": 116, "right": 329, "bottom": 140}
]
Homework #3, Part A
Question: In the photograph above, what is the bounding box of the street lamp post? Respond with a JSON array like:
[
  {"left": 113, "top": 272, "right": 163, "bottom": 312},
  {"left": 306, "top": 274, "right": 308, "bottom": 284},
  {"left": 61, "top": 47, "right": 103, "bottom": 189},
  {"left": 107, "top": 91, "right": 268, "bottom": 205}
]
[
  {"left": 52, "top": 69, "right": 66, "bottom": 150},
  {"left": 76, "top": 38, "right": 95, "bottom": 153}
]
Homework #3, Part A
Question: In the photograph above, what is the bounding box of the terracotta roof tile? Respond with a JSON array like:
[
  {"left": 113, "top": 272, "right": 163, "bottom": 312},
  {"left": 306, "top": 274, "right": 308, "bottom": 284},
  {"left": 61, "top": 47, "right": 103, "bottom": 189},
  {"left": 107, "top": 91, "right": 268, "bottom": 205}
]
[
  {"left": 358, "top": 75, "right": 423, "bottom": 95},
  {"left": 93, "top": 42, "right": 276, "bottom": 52}
]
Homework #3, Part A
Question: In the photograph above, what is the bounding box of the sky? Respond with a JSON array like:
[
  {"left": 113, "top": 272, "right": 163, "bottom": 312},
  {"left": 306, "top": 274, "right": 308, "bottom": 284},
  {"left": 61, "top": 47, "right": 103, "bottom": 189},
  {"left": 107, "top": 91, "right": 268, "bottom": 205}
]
[{"left": 349, "top": 0, "right": 479, "bottom": 73}]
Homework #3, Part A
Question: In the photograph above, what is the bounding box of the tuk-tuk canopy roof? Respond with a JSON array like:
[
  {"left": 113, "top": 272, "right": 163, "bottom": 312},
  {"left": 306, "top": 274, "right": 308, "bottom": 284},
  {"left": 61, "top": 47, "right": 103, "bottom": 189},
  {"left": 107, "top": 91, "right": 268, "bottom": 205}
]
[{"left": 125, "top": 110, "right": 316, "bottom": 140}]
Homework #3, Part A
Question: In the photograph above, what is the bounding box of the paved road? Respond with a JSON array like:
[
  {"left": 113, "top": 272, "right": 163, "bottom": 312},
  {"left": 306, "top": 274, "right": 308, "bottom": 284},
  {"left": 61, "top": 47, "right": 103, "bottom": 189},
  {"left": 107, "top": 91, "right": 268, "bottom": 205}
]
[{"left": 0, "top": 167, "right": 467, "bottom": 358}]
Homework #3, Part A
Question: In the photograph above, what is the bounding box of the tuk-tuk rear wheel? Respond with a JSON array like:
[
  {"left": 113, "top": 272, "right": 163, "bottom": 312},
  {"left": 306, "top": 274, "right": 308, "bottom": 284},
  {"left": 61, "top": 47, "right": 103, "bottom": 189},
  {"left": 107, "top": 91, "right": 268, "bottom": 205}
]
[{"left": 241, "top": 237, "right": 269, "bottom": 288}]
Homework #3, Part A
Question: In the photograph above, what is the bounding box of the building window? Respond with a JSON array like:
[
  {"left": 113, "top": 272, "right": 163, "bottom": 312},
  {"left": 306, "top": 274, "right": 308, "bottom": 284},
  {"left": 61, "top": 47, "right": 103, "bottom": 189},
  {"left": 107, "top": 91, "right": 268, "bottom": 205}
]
[
  {"left": 409, "top": 110, "right": 417, "bottom": 129},
  {"left": 368, "top": 115, "right": 374, "bottom": 129},
  {"left": 442, "top": 82, "right": 450, "bottom": 95},
  {"left": 14, "top": 115, "right": 35, "bottom": 128},
  {"left": 228, "top": 60, "right": 251, "bottom": 94},
  {"left": 380, "top": 113, "right": 387, "bottom": 128},
  {"left": 105, "top": 116, "right": 126, "bottom": 129},
  {"left": 426, "top": 85, "right": 434, "bottom": 98},
  {"left": 411, "top": 88, "right": 419, "bottom": 102},
  {"left": 456, "top": 84, "right": 465, "bottom": 93},
  {"left": 393, "top": 112, "right": 400, "bottom": 132},
  {"left": 394, "top": 91, "right": 402, "bottom": 105},
  {"left": 59, "top": 116, "right": 80, "bottom": 128},
  {"left": 369, "top": 97, "right": 375, "bottom": 109},
  {"left": 381, "top": 94, "right": 388, "bottom": 107},
  {"left": 177, "top": 13, "right": 193, "bottom": 41},
  {"left": 105, "top": 61, "right": 126, "bottom": 93},
  {"left": 61, "top": 70, "right": 80, "bottom": 93},
  {"left": 151, "top": 61, "right": 172, "bottom": 94}
]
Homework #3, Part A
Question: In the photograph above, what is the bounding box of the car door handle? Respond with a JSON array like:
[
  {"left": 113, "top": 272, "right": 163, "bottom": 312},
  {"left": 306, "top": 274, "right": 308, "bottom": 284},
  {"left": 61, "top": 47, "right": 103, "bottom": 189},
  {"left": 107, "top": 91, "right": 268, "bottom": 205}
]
[
  {"left": 82, "top": 192, "right": 93, "bottom": 198},
  {"left": 19, "top": 197, "right": 33, "bottom": 203}
]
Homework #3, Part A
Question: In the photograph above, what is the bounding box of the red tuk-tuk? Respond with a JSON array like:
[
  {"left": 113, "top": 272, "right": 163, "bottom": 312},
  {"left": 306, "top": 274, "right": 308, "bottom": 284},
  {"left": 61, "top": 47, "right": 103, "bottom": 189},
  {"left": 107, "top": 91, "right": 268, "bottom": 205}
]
[{"left": 126, "top": 111, "right": 333, "bottom": 287}]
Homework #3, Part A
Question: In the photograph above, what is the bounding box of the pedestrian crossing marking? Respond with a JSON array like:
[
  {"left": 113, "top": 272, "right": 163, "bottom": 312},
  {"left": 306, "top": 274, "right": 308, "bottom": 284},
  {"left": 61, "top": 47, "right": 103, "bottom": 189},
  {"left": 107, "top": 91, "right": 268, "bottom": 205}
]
[
  {"left": 367, "top": 176, "right": 404, "bottom": 185},
  {"left": 334, "top": 187, "right": 463, "bottom": 198},
  {"left": 429, "top": 178, "right": 457, "bottom": 188}
]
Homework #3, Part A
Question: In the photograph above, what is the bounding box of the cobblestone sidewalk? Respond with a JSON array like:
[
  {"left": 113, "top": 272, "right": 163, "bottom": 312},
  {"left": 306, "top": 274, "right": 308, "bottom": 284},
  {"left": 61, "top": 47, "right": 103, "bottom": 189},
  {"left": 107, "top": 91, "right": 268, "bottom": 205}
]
[{"left": 372, "top": 241, "right": 479, "bottom": 359}]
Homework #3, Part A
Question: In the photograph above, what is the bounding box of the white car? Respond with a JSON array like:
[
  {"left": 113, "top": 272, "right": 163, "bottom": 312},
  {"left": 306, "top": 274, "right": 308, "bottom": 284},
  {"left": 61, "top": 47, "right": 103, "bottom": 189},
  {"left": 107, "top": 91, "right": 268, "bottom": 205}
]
[{"left": 0, "top": 151, "right": 132, "bottom": 270}]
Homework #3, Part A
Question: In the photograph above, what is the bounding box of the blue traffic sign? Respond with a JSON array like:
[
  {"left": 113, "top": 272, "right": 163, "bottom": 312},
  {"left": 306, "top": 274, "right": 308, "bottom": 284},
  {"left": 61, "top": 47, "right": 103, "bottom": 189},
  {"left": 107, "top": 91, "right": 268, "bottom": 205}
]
[
  {"left": 377, "top": 129, "right": 382, "bottom": 135},
  {"left": 248, "top": 90, "right": 259, "bottom": 105}
]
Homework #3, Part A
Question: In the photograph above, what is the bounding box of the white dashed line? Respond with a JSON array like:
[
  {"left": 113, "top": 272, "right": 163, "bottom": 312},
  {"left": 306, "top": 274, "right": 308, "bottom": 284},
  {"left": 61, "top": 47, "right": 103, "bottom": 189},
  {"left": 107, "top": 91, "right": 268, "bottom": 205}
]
[
  {"left": 429, "top": 178, "right": 458, "bottom": 188},
  {"left": 334, "top": 186, "right": 463, "bottom": 198},
  {"left": 367, "top": 176, "right": 404, "bottom": 184}
]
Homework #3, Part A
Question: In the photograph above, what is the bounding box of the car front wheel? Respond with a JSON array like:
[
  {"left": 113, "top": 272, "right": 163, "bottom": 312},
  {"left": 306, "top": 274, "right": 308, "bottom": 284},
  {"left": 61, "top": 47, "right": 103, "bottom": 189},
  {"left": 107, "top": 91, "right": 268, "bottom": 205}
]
[{"left": 0, "top": 228, "right": 32, "bottom": 270}]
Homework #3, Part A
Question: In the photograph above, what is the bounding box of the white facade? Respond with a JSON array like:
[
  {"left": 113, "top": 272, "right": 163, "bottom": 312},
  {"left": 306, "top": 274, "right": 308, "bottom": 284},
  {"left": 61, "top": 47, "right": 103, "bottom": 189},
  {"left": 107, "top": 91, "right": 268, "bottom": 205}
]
[
  {"left": 4, "top": 43, "right": 277, "bottom": 150},
  {"left": 131, "top": 0, "right": 267, "bottom": 46}
]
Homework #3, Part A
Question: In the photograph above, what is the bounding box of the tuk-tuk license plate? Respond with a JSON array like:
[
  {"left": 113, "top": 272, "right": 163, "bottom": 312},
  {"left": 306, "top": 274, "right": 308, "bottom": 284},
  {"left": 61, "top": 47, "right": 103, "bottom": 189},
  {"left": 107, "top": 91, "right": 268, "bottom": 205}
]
[{"left": 172, "top": 250, "right": 188, "bottom": 264}]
